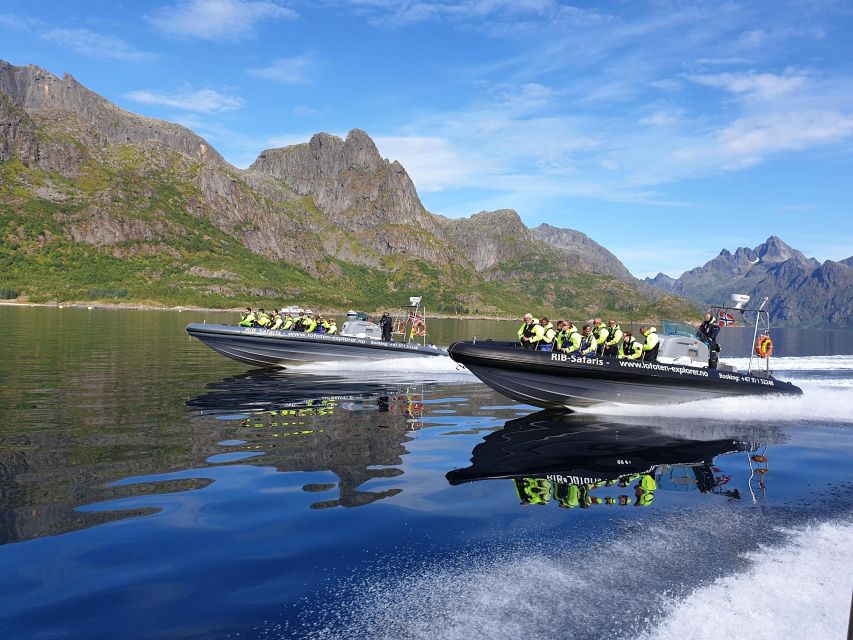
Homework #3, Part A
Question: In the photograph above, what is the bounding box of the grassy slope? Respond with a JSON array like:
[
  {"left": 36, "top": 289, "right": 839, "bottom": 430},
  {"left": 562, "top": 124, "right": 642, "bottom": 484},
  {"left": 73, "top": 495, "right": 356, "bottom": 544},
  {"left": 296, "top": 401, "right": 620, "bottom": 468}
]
[{"left": 0, "top": 147, "right": 698, "bottom": 321}]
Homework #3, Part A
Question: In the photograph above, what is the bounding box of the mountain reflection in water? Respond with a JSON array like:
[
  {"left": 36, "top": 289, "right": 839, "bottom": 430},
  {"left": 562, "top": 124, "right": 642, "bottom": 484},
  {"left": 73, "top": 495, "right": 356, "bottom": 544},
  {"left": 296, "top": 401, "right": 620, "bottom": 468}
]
[
  {"left": 447, "top": 411, "right": 785, "bottom": 509},
  {"left": 186, "top": 369, "right": 439, "bottom": 509}
]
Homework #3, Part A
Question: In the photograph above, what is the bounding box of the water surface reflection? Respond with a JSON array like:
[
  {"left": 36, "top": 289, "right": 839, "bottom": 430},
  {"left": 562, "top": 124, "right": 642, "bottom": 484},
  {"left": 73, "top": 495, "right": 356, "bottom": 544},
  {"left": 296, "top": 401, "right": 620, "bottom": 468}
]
[
  {"left": 187, "top": 370, "right": 455, "bottom": 508},
  {"left": 448, "top": 411, "right": 786, "bottom": 509}
]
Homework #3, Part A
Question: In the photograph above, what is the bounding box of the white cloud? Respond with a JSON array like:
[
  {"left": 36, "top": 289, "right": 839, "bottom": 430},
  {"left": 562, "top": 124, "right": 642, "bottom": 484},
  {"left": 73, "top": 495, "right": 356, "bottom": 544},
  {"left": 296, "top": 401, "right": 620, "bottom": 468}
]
[
  {"left": 147, "top": 0, "right": 296, "bottom": 42},
  {"left": 292, "top": 105, "right": 319, "bottom": 116},
  {"left": 374, "top": 136, "right": 490, "bottom": 192},
  {"left": 346, "top": 0, "right": 562, "bottom": 27},
  {"left": 126, "top": 87, "right": 245, "bottom": 113},
  {"left": 247, "top": 53, "right": 318, "bottom": 84},
  {"left": 717, "top": 111, "right": 853, "bottom": 168},
  {"left": 687, "top": 71, "right": 808, "bottom": 101},
  {"left": 39, "top": 28, "right": 155, "bottom": 61},
  {"left": 0, "top": 13, "right": 36, "bottom": 29}
]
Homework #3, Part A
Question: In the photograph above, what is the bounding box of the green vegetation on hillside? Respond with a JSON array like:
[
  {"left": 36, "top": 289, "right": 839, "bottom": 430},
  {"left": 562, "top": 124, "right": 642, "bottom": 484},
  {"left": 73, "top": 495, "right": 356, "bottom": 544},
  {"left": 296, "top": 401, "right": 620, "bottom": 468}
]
[{"left": 1, "top": 132, "right": 699, "bottom": 321}]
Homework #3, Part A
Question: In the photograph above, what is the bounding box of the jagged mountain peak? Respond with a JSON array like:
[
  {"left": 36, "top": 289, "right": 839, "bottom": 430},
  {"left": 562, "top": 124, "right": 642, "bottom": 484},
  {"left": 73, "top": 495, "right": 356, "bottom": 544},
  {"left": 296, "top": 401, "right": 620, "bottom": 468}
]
[
  {"left": 0, "top": 58, "right": 225, "bottom": 166},
  {"left": 249, "top": 127, "right": 434, "bottom": 234},
  {"left": 643, "top": 235, "right": 850, "bottom": 327},
  {"left": 468, "top": 209, "right": 526, "bottom": 231},
  {"left": 758, "top": 235, "right": 797, "bottom": 263}
]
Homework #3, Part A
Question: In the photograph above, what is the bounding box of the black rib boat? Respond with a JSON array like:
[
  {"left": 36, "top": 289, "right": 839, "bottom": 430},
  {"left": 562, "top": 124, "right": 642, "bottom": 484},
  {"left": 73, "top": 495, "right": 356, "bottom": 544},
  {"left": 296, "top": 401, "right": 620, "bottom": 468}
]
[
  {"left": 449, "top": 296, "right": 803, "bottom": 409},
  {"left": 448, "top": 340, "right": 802, "bottom": 409}
]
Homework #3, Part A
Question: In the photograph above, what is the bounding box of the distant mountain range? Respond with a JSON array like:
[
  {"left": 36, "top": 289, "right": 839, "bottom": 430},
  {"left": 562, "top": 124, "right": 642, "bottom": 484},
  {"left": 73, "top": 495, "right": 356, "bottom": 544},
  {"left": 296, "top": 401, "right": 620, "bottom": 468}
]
[
  {"left": 1, "top": 58, "right": 696, "bottom": 321},
  {"left": 4, "top": 60, "right": 848, "bottom": 327},
  {"left": 643, "top": 236, "right": 853, "bottom": 328}
]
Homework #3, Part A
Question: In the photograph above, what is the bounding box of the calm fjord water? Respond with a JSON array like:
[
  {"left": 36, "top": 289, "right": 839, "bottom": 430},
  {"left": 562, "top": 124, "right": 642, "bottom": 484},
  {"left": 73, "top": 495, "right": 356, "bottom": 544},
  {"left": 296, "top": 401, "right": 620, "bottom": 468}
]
[{"left": 1, "top": 306, "right": 852, "bottom": 640}]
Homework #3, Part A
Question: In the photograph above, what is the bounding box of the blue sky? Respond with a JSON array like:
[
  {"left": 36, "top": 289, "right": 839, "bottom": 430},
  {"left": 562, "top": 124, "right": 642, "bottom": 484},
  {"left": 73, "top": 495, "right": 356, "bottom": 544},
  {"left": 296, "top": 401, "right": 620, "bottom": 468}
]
[{"left": 2, "top": 0, "right": 852, "bottom": 278}]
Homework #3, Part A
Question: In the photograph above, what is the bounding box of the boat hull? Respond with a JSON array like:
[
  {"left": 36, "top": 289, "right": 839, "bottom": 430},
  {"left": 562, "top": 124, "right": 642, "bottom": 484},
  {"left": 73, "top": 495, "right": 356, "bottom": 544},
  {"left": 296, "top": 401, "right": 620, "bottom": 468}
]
[
  {"left": 186, "top": 324, "right": 447, "bottom": 368},
  {"left": 447, "top": 341, "right": 802, "bottom": 409}
]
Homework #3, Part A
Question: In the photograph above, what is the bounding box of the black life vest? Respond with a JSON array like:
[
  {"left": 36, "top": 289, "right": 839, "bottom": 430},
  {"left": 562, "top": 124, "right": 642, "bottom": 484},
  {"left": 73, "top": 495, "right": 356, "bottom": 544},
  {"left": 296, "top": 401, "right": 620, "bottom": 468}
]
[
  {"left": 522, "top": 321, "right": 537, "bottom": 338},
  {"left": 643, "top": 340, "right": 660, "bottom": 361}
]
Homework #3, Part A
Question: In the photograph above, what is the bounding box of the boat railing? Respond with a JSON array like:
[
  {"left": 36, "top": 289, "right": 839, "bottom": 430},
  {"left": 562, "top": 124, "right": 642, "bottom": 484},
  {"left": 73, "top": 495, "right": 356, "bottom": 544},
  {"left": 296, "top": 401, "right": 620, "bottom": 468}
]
[
  {"left": 710, "top": 296, "right": 772, "bottom": 376},
  {"left": 391, "top": 297, "right": 431, "bottom": 346}
]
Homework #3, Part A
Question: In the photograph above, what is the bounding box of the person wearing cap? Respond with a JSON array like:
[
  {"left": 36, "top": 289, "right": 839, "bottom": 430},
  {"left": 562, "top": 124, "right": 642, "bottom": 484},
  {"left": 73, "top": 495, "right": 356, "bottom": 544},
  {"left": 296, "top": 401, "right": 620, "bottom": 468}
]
[
  {"left": 591, "top": 318, "right": 609, "bottom": 356},
  {"left": 619, "top": 332, "right": 643, "bottom": 359},
  {"left": 640, "top": 325, "right": 660, "bottom": 362},
  {"left": 282, "top": 313, "right": 294, "bottom": 330},
  {"left": 517, "top": 313, "right": 539, "bottom": 349},
  {"left": 603, "top": 320, "right": 623, "bottom": 357},
  {"left": 319, "top": 316, "right": 332, "bottom": 333},
  {"left": 579, "top": 324, "right": 598, "bottom": 356},
  {"left": 530, "top": 316, "right": 556, "bottom": 350},
  {"left": 326, "top": 319, "right": 338, "bottom": 335},
  {"left": 239, "top": 307, "right": 255, "bottom": 327}
]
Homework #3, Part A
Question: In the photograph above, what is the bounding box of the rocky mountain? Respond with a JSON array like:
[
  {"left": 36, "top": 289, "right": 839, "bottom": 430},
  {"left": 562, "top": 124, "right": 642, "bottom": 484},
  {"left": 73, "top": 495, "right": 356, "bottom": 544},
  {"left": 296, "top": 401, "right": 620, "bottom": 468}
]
[
  {"left": 0, "top": 59, "right": 695, "bottom": 320},
  {"left": 643, "top": 236, "right": 853, "bottom": 328}
]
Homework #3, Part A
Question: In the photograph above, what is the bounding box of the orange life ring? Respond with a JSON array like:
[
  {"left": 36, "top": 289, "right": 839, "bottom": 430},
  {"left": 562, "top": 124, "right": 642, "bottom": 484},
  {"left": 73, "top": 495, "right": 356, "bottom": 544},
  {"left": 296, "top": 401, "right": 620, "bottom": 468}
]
[
  {"left": 411, "top": 319, "right": 427, "bottom": 337},
  {"left": 754, "top": 335, "right": 773, "bottom": 358}
]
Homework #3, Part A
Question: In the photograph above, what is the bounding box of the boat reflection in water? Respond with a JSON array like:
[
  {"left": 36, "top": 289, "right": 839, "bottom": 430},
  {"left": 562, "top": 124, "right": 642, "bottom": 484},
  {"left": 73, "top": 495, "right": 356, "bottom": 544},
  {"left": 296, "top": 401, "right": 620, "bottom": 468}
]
[
  {"left": 187, "top": 370, "right": 433, "bottom": 509},
  {"left": 447, "top": 411, "right": 779, "bottom": 508}
]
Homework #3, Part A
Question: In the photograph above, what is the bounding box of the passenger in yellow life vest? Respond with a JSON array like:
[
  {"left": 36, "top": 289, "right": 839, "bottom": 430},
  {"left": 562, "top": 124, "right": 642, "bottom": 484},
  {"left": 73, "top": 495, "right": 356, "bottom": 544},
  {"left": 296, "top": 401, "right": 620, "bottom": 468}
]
[
  {"left": 256, "top": 309, "right": 271, "bottom": 328},
  {"left": 634, "top": 474, "right": 656, "bottom": 506},
  {"left": 270, "top": 311, "right": 283, "bottom": 330},
  {"left": 304, "top": 314, "right": 318, "bottom": 333},
  {"left": 640, "top": 325, "right": 660, "bottom": 362},
  {"left": 518, "top": 313, "right": 539, "bottom": 349},
  {"left": 317, "top": 316, "right": 329, "bottom": 333},
  {"left": 619, "top": 332, "right": 643, "bottom": 359},
  {"left": 298, "top": 313, "right": 313, "bottom": 331},
  {"left": 514, "top": 477, "right": 552, "bottom": 505},
  {"left": 592, "top": 318, "right": 609, "bottom": 356},
  {"left": 281, "top": 314, "right": 294, "bottom": 330},
  {"left": 553, "top": 320, "right": 567, "bottom": 349},
  {"left": 326, "top": 319, "right": 338, "bottom": 335},
  {"left": 530, "top": 316, "right": 555, "bottom": 350},
  {"left": 558, "top": 322, "right": 582, "bottom": 354},
  {"left": 555, "top": 482, "right": 580, "bottom": 509},
  {"left": 579, "top": 324, "right": 598, "bottom": 355},
  {"left": 239, "top": 307, "right": 255, "bottom": 327},
  {"left": 604, "top": 320, "right": 623, "bottom": 357}
]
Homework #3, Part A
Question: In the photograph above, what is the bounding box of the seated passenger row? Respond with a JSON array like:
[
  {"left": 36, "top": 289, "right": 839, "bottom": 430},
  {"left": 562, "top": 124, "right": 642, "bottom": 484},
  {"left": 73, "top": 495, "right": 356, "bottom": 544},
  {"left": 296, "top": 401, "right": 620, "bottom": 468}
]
[
  {"left": 518, "top": 315, "right": 659, "bottom": 362},
  {"left": 238, "top": 308, "right": 338, "bottom": 334}
]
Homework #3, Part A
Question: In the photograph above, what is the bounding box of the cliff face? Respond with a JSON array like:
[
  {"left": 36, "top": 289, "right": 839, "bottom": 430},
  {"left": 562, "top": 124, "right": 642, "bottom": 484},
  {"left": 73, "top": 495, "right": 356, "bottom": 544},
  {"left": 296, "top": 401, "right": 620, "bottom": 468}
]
[
  {"left": 643, "top": 237, "right": 852, "bottom": 328},
  {"left": 531, "top": 223, "right": 634, "bottom": 280},
  {"left": 0, "top": 60, "right": 223, "bottom": 167},
  {"left": 0, "top": 59, "right": 696, "bottom": 320}
]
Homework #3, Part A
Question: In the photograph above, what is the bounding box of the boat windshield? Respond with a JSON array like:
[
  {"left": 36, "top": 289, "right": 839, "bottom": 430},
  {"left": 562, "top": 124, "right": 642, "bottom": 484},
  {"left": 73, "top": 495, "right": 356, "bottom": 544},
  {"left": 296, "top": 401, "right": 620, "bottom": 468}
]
[{"left": 661, "top": 320, "right": 710, "bottom": 345}]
